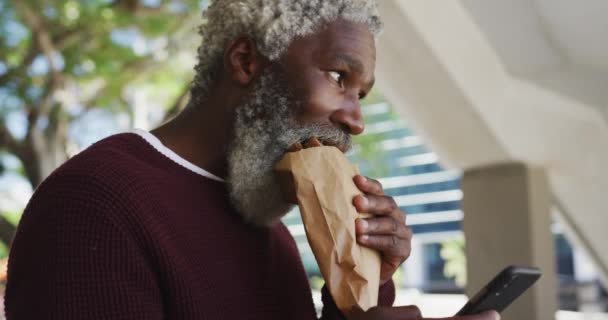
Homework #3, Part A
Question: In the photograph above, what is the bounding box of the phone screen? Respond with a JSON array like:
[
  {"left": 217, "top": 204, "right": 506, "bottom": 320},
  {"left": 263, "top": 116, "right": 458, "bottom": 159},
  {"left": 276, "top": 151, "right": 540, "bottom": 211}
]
[{"left": 456, "top": 266, "right": 541, "bottom": 316}]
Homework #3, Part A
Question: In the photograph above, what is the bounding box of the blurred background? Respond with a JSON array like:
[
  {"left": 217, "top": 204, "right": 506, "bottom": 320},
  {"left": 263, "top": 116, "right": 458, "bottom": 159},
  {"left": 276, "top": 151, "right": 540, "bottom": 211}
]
[{"left": 0, "top": 0, "right": 607, "bottom": 319}]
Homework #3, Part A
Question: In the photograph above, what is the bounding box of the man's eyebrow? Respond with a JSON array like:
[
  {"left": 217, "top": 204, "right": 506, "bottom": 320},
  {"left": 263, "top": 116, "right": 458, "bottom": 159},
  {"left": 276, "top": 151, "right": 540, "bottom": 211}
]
[{"left": 332, "top": 53, "right": 365, "bottom": 74}]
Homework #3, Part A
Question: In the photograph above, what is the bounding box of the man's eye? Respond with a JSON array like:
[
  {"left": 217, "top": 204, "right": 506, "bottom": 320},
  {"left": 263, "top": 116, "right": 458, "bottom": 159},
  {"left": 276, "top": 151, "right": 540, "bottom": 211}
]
[{"left": 329, "top": 71, "right": 343, "bottom": 85}]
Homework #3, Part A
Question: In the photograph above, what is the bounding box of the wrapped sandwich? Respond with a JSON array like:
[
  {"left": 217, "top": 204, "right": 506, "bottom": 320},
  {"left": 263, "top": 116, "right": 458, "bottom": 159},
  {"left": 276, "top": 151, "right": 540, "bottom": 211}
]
[{"left": 275, "top": 138, "right": 381, "bottom": 316}]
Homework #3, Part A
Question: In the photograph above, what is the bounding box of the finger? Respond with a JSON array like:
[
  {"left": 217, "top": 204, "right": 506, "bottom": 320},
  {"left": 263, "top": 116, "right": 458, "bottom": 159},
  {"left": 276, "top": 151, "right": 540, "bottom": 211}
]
[
  {"left": 399, "top": 305, "right": 423, "bottom": 319},
  {"left": 353, "top": 175, "right": 384, "bottom": 196},
  {"left": 356, "top": 217, "right": 411, "bottom": 239},
  {"left": 359, "top": 305, "right": 422, "bottom": 319},
  {"left": 288, "top": 142, "right": 303, "bottom": 152},
  {"left": 358, "top": 234, "right": 410, "bottom": 255},
  {"left": 462, "top": 310, "right": 500, "bottom": 320},
  {"left": 353, "top": 194, "right": 402, "bottom": 219},
  {"left": 429, "top": 310, "right": 500, "bottom": 320},
  {"left": 304, "top": 137, "right": 322, "bottom": 148}
]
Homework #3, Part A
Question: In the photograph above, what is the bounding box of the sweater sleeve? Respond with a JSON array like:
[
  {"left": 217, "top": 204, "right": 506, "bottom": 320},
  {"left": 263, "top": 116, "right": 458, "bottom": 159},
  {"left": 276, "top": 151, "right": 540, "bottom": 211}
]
[
  {"left": 4, "top": 177, "right": 163, "bottom": 320},
  {"left": 319, "top": 279, "right": 396, "bottom": 319}
]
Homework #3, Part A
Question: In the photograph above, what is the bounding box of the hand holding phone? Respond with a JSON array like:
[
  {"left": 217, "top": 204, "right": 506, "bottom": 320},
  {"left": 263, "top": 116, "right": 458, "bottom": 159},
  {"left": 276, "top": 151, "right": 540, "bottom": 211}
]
[
  {"left": 456, "top": 266, "right": 541, "bottom": 316},
  {"left": 350, "top": 306, "right": 500, "bottom": 320}
]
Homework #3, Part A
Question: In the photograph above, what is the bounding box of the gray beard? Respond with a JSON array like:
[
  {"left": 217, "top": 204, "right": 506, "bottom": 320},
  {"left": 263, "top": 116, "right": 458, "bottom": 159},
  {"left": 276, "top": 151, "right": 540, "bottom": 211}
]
[{"left": 226, "top": 66, "right": 351, "bottom": 227}]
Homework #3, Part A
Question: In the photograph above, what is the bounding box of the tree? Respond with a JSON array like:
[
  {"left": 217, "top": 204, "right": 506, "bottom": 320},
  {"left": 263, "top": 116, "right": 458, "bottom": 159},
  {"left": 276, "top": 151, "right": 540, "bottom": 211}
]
[
  {"left": 0, "top": 0, "right": 206, "bottom": 246},
  {"left": 441, "top": 237, "right": 467, "bottom": 287}
]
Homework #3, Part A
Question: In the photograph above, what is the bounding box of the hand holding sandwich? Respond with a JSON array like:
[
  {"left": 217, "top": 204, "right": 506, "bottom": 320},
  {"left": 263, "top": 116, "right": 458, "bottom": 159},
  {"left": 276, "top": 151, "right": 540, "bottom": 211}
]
[
  {"left": 287, "top": 137, "right": 412, "bottom": 286},
  {"left": 352, "top": 175, "right": 412, "bottom": 285}
]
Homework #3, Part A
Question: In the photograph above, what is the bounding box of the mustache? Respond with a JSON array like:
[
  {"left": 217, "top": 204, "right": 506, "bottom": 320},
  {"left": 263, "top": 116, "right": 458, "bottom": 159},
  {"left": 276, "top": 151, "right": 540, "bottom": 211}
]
[{"left": 289, "top": 122, "right": 353, "bottom": 153}]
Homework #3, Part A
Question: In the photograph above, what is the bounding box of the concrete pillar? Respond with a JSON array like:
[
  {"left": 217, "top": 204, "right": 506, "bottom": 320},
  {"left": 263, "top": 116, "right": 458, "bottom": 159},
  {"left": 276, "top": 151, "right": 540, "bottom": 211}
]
[
  {"left": 403, "top": 238, "right": 426, "bottom": 289},
  {"left": 461, "top": 162, "right": 558, "bottom": 320}
]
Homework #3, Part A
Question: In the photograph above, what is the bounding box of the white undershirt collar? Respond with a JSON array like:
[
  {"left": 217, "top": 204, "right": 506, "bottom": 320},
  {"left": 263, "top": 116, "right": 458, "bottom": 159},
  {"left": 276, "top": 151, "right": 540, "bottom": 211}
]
[{"left": 130, "top": 129, "right": 225, "bottom": 183}]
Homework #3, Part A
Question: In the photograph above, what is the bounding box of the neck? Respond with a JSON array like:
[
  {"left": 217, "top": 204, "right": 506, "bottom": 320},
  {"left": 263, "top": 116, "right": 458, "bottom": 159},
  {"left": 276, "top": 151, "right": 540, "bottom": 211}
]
[{"left": 151, "top": 93, "right": 236, "bottom": 179}]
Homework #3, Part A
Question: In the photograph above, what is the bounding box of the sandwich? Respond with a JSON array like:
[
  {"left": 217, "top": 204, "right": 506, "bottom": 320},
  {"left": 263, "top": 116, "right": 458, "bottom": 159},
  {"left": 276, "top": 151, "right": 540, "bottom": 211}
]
[{"left": 275, "top": 138, "right": 381, "bottom": 316}]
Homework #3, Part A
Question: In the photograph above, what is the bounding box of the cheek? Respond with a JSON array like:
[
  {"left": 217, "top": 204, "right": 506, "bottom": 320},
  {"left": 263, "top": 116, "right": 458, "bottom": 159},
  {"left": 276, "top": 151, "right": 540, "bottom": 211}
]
[{"left": 294, "top": 73, "right": 342, "bottom": 123}]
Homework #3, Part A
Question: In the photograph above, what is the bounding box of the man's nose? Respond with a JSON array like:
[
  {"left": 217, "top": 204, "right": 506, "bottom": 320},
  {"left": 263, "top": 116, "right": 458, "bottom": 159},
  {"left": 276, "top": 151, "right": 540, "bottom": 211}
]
[{"left": 330, "top": 102, "right": 365, "bottom": 135}]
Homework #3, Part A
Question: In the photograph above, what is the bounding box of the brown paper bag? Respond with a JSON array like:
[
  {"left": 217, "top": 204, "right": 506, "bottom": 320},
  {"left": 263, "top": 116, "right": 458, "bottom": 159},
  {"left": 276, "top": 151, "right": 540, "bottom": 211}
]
[{"left": 275, "top": 146, "right": 381, "bottom": 315}]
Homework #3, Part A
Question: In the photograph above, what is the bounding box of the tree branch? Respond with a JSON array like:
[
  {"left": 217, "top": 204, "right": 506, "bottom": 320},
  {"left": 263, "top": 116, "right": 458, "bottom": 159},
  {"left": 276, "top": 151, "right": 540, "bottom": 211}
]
[
  {"left": 12, "top": 1, "right": 61, "bottom": 76},
  {"left": 0, "top": 120, "right": 22, "bottom": 156},
  {"left": 55, "top": 28, "right": 84, "bottom": 50},
  {"left": 0, "top": 24, "right": 88, "bottom": 87},
  {"left": 80, "top": 58, "right": 156, "bottom": 113},
  {"left": 0, "top": 45, "right": 38, "bottom": 87},
  {"left": 37, "top": 73, "right": 63, "bottom": 119},
  {"left": 111, "top": 0, "right": 179, "bottom": 17},
  {"left": 13, "top": 0, "right": 62, "bottom": 97},
  {"left": 0, "top": 38, "right": 8, "bottom": 62},
  {"left": 10, "top": 1, "right": 71, "bottom": 131},
  {"left": 0, "top": 215, "right": 16, "bottom": 248}
]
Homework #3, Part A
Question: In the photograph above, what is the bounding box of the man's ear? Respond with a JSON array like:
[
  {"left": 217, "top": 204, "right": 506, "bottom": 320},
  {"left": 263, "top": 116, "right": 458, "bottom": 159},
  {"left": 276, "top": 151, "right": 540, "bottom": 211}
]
[{"left": 224, "top": 36, "right": 267, "bottom": 86}]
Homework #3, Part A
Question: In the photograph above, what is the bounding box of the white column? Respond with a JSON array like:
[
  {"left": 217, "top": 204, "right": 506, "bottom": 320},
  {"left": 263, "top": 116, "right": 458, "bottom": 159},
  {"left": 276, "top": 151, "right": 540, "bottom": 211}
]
[
  {"left": 403, "top": 237, "right": 426, "bottom": 289},
  {"left": 461, "top": 162, "right": 558, "bottom": 320}
]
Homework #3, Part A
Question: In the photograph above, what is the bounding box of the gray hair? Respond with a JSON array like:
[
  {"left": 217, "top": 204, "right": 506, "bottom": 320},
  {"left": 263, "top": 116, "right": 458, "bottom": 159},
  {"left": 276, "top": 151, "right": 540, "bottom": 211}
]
[{"left": 190, "top": 0, "right": 383, "bottom": 103}]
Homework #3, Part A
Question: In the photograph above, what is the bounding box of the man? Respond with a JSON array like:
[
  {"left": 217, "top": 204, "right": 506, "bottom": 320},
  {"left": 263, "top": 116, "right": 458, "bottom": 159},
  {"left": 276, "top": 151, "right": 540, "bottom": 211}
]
[{"left": 5, "top": 1, "right": 499, "bottom": 319}]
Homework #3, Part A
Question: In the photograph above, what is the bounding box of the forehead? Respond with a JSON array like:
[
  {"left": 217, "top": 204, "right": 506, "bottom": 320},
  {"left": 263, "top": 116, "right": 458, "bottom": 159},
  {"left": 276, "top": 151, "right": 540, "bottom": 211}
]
[
  {"left": 284, "top": 19, "right": 376, "bottom": 75},
  {"left": 314, "top": 19, "right": 375, "bottom": 55}
]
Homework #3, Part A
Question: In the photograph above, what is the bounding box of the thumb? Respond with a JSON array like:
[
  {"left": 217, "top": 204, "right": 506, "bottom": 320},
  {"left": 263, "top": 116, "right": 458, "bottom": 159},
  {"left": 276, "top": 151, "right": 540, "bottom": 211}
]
[
  {"left": 473, "top": 310, "right": 500, "bottom": 320},
  {"left": 396, "top": 305, "right": 423, "bottom": 319},
  {"left": 361, "top": 305, "right": 422, "bottom": 319},
  {"left": 431, "top": 310, "right": 500, "bottom": 320}
]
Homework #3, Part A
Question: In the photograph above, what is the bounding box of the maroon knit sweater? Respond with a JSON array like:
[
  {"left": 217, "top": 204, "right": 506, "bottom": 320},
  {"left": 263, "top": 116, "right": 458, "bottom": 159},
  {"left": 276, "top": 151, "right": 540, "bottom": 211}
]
[{"left": 5, "top": 133, "right": 394, "bottom": 319}]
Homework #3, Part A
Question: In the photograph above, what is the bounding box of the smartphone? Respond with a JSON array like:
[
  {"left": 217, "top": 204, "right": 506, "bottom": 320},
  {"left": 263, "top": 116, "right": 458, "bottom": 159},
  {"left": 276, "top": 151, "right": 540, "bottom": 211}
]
[{"left": 456, "top": 266, "right": 541, "bottom": 316}]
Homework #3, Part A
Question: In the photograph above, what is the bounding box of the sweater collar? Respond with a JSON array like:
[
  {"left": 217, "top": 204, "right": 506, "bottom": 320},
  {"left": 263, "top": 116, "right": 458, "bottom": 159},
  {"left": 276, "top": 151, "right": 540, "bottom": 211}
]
[{"left": 130, "top": 129, "right": 225, "bottom": 183}]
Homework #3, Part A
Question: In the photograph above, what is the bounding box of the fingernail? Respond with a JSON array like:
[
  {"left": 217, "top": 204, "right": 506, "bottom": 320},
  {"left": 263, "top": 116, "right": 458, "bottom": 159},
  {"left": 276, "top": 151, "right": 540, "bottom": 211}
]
[
  {"left": 360, "top": 219, "right": 368, "bottom": 230},
  {"left": 360, "top": 196, "right": 369, "bottom": 207}
]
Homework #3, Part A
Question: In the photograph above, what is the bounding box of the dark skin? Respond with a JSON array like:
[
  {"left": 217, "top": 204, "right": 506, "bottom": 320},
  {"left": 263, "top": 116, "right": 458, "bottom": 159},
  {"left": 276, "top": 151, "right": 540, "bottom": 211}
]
[{"left": 152, "top": 19, "right": 499, "bottom": 320}]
